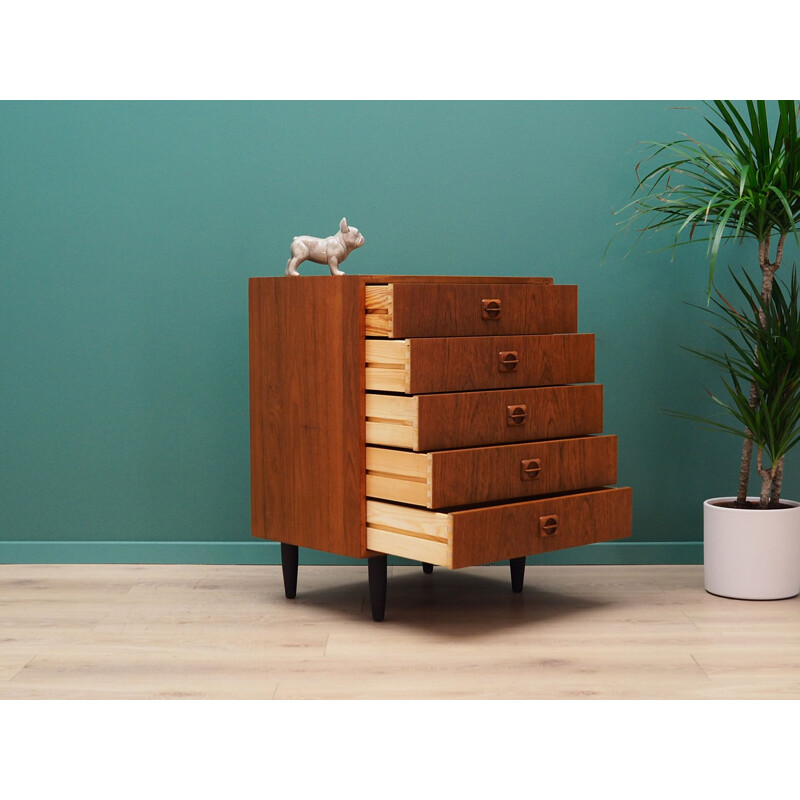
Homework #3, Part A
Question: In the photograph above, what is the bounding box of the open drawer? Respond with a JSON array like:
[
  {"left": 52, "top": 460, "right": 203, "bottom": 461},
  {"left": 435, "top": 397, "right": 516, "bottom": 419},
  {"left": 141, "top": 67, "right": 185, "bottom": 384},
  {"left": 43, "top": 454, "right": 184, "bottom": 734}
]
[
  {"left": 366, "top": 435, "right": 618, "bottom": 508},
  {"left": 366, "top": 487, "right": 633, "bottom": 569},
  {"left": 365, "top": 282, "right": 577, "bottom": 338},
  {"left": 365, "top": 333, "right": 595, "bottom": 394},
  {"left": 366, "top": 384, "right": 604, "bottom": 451}
]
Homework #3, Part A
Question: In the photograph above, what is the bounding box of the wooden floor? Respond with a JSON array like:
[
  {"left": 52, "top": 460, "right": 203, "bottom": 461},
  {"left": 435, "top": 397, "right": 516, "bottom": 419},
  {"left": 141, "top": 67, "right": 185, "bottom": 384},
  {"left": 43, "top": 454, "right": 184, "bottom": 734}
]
[{"left": 1, "top": 563, "right": 799, "bottom": 699}]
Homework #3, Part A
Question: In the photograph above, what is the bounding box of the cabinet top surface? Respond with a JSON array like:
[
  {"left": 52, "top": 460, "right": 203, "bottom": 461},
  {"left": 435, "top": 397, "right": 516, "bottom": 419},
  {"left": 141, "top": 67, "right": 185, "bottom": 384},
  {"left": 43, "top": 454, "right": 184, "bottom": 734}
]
[{"left": 249, "top": 275, "right": 555, "bottom": 285}]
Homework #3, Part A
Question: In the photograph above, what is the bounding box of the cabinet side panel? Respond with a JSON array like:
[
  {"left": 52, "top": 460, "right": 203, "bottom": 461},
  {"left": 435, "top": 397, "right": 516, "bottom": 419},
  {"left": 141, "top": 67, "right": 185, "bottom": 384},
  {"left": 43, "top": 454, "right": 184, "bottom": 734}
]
[{"left": 249, "top": 276, "right": 366, "bottom": 558}]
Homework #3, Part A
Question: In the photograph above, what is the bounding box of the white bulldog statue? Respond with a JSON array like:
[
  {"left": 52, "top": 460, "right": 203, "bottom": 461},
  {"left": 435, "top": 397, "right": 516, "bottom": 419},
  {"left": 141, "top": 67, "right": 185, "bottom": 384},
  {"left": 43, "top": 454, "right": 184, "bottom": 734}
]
[{"left": 285, "top": 217, "right": 365, "bottom": 276}]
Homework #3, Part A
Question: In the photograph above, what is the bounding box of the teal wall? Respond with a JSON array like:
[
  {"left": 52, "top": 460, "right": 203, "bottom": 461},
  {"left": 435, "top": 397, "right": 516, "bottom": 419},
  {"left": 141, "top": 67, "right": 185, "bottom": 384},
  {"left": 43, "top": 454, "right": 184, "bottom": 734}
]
[{"left": 2, "top": 101, "right": 796, "bottom": 564}]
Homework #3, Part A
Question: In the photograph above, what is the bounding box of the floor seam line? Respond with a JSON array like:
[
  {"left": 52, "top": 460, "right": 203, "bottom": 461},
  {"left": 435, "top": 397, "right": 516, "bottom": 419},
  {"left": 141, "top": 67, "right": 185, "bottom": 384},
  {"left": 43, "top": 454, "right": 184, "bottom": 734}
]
[
  {"left": 6, "top": 655, "right": 38, "bottom": 684},
  {"left": 690, "top": 654, "right": 712, "bottom": 681}
]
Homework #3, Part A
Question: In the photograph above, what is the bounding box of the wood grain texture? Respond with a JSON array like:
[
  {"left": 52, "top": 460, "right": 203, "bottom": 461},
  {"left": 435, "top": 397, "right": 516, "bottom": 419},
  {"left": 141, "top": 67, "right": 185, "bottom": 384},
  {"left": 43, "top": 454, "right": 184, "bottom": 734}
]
[
  {"left": 405, "top": 333, "right": 595, "bottom": 394},
  {"left": 449, "top": 487, "right": 633, "bottom": 568},
  {"left": 366, "top": 473, "right": 429, "bottom": 506},
  {"left": 364, "top": 285, "right": 392, "bottom": 336},
  {"left": 365, "top": 394, "right": 419, "bottom": 449},
  {"left": 250, "top": 274, "right": 627, "bottom": 573},
  {"left": 365, "top": 385, "right": 604, "bottom": 451},
  {"left": 366, "top": 447, "right": 430, "bottom": 506},
  {"left": 366, "top": 447, "right": 428, "bottom": 480},
  {"left": 364, "top": 278, "right": 557, "bottom": 336},
  {"left": 6, "top": 564, "right": 800, "bottom": 699},
  {"left": 385, "top": 283, "right": 578, "bottom": 338},
  {"left": 365, "top": 334, "right": 594, "bottom": 394},
  {"left": 365, "top": 528, "right": 449, "bottom": 564},
  {"left": 362, "top": 275, "right": 554, "bottom": 285},
  {"left": 451, "top": 487, "right": 632, "bottom": 569},
  {"left": 413, "top": 384, "right": 604, "bottom": 451},
  {"left": 366, "top": 437, "right": 618, "bottom": 510},
  {"left": 249, "top": 276, "right": 366, "bottom": 557},
  {"left": 366, "top": 500, "right": 452, "bottom": 566},
  {"left": 365, "top": 487, "right": 632, "bottom": 568},
  {"left": 365, "top": 339, "right": 410, "bottom": 392}
]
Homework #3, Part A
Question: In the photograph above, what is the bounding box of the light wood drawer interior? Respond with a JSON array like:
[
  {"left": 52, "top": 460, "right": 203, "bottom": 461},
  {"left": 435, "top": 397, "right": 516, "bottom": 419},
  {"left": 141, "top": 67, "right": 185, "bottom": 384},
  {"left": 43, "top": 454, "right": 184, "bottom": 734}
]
[
  {"left": 367, "top": 446, "right": 430, "bottom": 507},
  {"left": 365, "top": 339, "right": 410, "bottom": 392},
  {"left": 365, "top": 394, "right": 419, "bottom": 450},
  {"left": 365, "top": 285, "right": 393, "bottom": 337},
  {"left": 366, "top": 500, "right": 453, "bottom": 567}
]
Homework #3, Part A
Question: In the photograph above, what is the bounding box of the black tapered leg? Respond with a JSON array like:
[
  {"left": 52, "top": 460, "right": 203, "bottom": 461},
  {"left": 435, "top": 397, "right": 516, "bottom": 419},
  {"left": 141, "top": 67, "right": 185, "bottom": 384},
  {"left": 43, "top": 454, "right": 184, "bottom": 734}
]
[
  {"left": 422, "top": 562, "right": 434, "bottom": 574},
  {"left": 510, "top": 556, "right": 526, "bottom": 593},
  {"left": 281, "top": 543, "right": 298, "bottom": 599},
  {"left": 368, "top": 555, "right": 388, "bottom": 621}
]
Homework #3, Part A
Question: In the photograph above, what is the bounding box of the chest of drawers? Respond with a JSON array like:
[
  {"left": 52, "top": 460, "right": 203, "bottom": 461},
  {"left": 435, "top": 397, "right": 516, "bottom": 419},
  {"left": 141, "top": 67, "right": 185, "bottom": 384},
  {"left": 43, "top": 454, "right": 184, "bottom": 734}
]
[{"left": 249, "top": 275, "right": 632, "bottom": 620}]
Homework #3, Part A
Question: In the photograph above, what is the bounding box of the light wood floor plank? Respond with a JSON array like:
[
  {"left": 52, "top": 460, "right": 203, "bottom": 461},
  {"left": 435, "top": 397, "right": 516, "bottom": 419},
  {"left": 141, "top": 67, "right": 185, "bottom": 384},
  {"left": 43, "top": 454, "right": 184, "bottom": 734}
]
[{"left": 1, "top": 564, "right": 798, "bottom": 699}]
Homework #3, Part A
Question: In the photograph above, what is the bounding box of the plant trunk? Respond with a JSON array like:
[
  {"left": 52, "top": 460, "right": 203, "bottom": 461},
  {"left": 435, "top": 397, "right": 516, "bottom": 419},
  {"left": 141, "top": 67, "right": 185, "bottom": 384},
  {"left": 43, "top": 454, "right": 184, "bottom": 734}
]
[
  {"left": 757, "top": 448, "right": 777, "bottom": 509},
  {"left": 736, "top": 234, "right": 786, "bottom": 506},
  {"left": 771, "top": 456, "right": 786, "bottom": 506},
  {"left": 737, "top": 435, "right": 754, "bottom": 505}
]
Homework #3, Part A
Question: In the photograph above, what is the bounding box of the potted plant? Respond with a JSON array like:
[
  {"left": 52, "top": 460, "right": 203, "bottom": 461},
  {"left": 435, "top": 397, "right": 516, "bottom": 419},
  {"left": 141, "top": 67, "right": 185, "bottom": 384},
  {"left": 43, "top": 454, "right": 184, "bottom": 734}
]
[
  {"left": 612, "top": 100, "right": 800, "bottom": 599},
  {"left": 676, "top": 267, "right": 800, "bottom": 598}
]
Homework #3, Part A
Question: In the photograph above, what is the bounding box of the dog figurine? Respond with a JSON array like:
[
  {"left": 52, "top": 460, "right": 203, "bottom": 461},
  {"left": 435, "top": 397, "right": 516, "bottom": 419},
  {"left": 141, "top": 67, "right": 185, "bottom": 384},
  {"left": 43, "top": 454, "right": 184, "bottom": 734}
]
[{"left": 286, "top": 217, "right": 365, "bottom": 276}]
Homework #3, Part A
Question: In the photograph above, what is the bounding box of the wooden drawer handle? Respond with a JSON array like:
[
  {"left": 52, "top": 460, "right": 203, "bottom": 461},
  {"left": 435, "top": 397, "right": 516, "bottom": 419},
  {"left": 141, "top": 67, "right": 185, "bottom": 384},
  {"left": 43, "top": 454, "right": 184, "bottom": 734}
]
[
  {"left": 482, "top": 299, "right": 502, "bottom": 319},
  {"left": 539, "top": 515, "right": 559, "bottom": 537},
  {"left": 506, "top": 404, "right": 527, "bottom": 426},
  {"left": 520, "top": 458, "right": 541, "bottom": 480},
  {"left": 499, "top": 350, "right": 518, "bottom": 372}
]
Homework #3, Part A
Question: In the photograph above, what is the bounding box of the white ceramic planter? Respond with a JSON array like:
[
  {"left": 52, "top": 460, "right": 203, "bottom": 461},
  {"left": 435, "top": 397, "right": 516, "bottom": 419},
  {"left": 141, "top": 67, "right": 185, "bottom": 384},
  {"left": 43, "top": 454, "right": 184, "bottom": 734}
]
[{"left": 704, "top": 497, "right": 800, "bottom": 600}]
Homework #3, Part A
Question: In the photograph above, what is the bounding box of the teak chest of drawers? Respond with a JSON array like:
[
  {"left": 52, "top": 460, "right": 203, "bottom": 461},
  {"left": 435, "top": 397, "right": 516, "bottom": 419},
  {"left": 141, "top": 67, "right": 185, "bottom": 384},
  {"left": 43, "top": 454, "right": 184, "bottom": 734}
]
[{"left": 249, "top": 275, "right": 632, "bottom": 620}]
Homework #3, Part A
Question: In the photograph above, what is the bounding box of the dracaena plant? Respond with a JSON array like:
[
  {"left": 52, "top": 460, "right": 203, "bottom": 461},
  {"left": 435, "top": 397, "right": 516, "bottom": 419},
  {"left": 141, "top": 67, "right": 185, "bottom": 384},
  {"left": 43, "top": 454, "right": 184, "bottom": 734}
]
[
  {"left": 612, "top": 100, "right": 800, "bottom": 506},
  {"left": 670, "top": 267, "right": 800, "bottom": 508}
]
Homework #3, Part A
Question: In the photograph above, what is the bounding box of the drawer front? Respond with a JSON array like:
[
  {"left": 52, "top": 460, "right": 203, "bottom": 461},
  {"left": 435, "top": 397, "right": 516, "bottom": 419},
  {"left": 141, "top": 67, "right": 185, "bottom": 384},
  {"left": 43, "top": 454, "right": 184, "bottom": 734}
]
[
  {"left": 365, "top": 283, "right": 578, "bottom": 338},
  {"left": 432, "top": 435, "right": 617, "bottom": 507},
  {"left": 417, "top": 385, "right": 603, "bottom": 451},
  {"left": 366, "top": 436, "right": 618, "bottom": 509},
  {"left": 449, "top": 487, "right": 633, "bottom": 568},
  {"left": 366, "top": 487, "right": 633, "bottom": 569},
  {"left": 365, "top": 334, "right": 595, "bottom": 394},
  {"left": 365, "top": 385, "right": 604, "bottom": 451}
]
